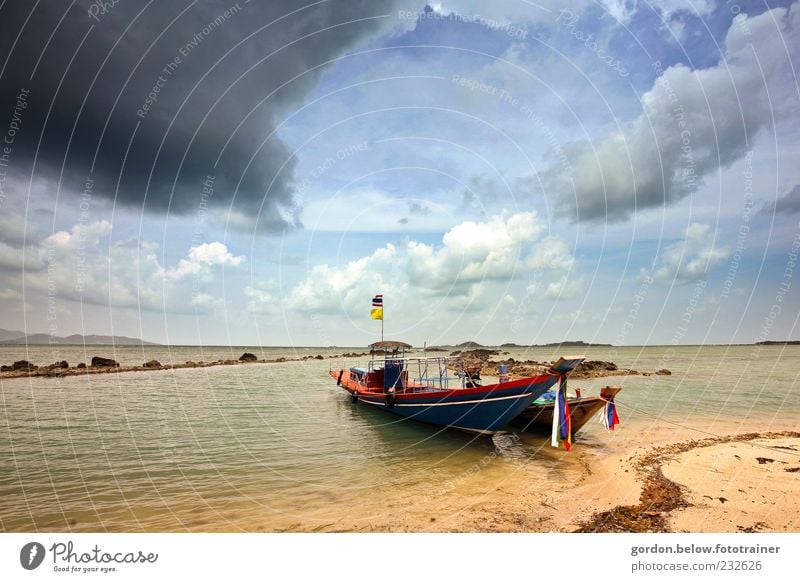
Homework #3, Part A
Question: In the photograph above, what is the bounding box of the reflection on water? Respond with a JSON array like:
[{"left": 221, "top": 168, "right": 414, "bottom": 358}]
[{"left": 1, "top": 345, "right": 798, "bottom": 531}]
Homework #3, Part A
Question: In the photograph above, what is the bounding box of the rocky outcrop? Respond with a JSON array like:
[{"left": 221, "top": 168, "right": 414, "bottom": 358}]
[
  {"left": 239, "top": 352, "right": 258, "bottom": 362},
  {"left": 12, "top": 360, "right": 36, "bottom": 371},
  {"left": 450, "top": 348, "right": 500, "bottom": 358},
  {"left": 143, "top": 360, "right": 161, "bottom": 368},
  {"left": 91, "top": 356, "right": 118, "bottom": 367},
  {"left": 445, "top": 350, "right": 669, "bottom": 380}
]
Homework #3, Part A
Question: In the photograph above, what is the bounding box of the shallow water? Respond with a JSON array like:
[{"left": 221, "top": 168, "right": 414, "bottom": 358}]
[{"left": 1, "top": 345, "right": 798, "bottom": 531}]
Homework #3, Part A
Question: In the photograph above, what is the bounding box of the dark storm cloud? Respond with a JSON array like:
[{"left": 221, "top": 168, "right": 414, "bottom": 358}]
[{"left": 0, "top": 0, "right": 400, "bottom": 232}]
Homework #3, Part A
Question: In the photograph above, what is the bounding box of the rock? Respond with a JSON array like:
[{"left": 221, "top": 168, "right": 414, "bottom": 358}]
[
  {"left": 577, "top": 360, "right": 618, "bottom": 372},
  {"left": 185, "top": 361, "right": 198, "bottom": 367},
  {"left": 76, "top": 363, "right": 87, "bottom": 369},
  {"left": 239, "top": 352, "right": 258, "bottom": 362},
  {"left": 315, "top": 355, "right": 324, "bottom": 360},
  {"left": 276, "top": 357, "right": 286, "bottom": 362},
  {"left": 12, "top": 360, "right": 36, "bottom": 371},
  {"left": 450, "top": 348, "right": 499, "bottom": 358},
  {"left": 59, "top": 360, "right": 69, "bottom": 368},
  {"left": 91, "top": 356, "right": 118, "bottom": 368},
  {"left": 0, "top": 365, "right": 12, "bottom": 372},
  {"left": 143, "top": 360, "right": 161, "bottom": 368},
  {"left": 656, "top": 369, "right": 672, "bottom": 375}
]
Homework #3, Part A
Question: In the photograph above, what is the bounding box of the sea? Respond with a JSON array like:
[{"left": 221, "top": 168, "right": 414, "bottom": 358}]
[{"left": 1, "top": 344, "right": 798, "bottom": 532}]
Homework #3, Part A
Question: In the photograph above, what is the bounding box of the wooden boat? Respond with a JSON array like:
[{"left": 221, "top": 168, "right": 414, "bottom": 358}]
[
  {"left": 330, "top": 341, "right": 585, "bottom": 435},
  {"left": 514, "top": 386, "right": 622, "bottom": 435}
]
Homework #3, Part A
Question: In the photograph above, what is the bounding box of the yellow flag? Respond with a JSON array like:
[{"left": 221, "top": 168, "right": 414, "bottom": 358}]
[{"left": 371, "top": 307, "right": 383, "bottom": 320}]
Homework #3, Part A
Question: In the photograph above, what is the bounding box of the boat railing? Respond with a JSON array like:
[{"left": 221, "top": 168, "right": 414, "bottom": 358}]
[{"left": 366, "top": 355, "right": 472, "bottom": 390}]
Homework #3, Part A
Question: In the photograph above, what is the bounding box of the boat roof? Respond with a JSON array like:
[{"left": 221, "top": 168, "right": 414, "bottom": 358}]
[{"left": 369, "top": 341, "right": 413, "bottom": 349}]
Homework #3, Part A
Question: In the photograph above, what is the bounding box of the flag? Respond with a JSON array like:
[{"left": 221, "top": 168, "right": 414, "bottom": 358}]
[
  {"left": 371, "top": 294, "right": 383, "bottom": 320},
  {"left": 551, "top": 375, "right": 572, "bottom": 451},
  {"left": 603, "top": 396, "right": 620, "bottom": 431}
]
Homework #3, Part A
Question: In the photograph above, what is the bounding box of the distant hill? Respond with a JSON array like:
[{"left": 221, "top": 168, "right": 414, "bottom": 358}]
[
  {"left": 755, "top": 340, "right": 800, "bottom": 345},
  {"left": 544, "top": 340, "right": 612, "bottom": 347},
  {"left": 0, "top": 329, "right": 160, "bottom": 345},
  {"left": 502, "top": 340, "right": 613, "bottom": 348},
  {"left": 431, "top": 340, "right": 612, "bottom": 349},
  {"left": 0, "top": 328, "right": 27, "bottom": 342},
  {"left": 454, "top": 341, "right": 486, "bottom": 348}
]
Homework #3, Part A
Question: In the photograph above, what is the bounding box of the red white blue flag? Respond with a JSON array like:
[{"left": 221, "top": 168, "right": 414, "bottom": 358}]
[
  {"left": 603, "top": 396, "right": 620, "bottom": 431},
  {"left": 372, "top": 294, "right": 383, "bottom": 306}
]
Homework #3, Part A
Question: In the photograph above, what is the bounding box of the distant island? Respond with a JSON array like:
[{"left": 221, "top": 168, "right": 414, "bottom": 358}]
[
  {"left": 427, "top": 340, "right": 613, "bottom": 350},
  {"left": 0, "top": 328, "right": 160, "bottom": 346},
  {"left": 755, "top": 340, "right": 800, "bottom": 345},
  {"left": 501, "top": 341, "right": 613, "bottom": 348}
]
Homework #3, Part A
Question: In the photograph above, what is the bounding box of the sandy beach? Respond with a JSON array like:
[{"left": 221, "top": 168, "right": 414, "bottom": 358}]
[{"left": 563, "top": 430, "right": 800, "bottom": 533}]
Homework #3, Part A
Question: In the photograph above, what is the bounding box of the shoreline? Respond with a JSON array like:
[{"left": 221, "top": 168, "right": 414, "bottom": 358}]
[{"left": 278, "top": 428, "right": 800, "bottom": 533}]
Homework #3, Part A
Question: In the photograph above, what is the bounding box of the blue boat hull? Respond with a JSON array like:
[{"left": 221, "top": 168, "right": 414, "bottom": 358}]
[{"left": 355, "top": 376, "right": 558, "bottom": 434}]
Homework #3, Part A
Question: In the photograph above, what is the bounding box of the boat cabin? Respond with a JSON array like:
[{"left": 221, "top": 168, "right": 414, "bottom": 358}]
[{"left": 348, "top": 341, "right": 479, "bottom": 393}]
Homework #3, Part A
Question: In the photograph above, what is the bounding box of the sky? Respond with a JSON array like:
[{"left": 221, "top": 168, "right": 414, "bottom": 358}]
[{"left": 0, "top": 0, "right": 798, "bottom": 346}]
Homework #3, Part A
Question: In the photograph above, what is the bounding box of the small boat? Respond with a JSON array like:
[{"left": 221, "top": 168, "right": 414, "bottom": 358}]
[
  {"left": 330, "top": 341, "right": 585, "bottom": 435},
  {"left": 514, "top": 386, "right": 622, "bottom": 435}
]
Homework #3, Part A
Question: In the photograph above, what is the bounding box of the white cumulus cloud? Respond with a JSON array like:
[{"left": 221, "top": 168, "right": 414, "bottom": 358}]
[
  {"left": 166, "top": 242, "right": 246, "bottom": 280},
  {"left": 288, "top": 212, "right": 582, "bottom": 317},
  {"left": 642, "top": 222, "right": 731, "bottom": 284}
]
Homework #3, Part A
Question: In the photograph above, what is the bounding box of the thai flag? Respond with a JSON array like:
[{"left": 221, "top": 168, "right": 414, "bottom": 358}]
[{"left": 372, "top": 294, "right": 383, "bottom": 306}]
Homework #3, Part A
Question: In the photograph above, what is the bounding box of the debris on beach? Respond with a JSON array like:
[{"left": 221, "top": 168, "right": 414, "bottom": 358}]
[{"left": 576, "top": 431, "right": 800, "bottom": 533}]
